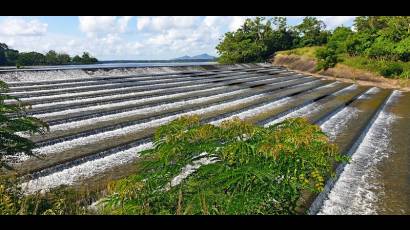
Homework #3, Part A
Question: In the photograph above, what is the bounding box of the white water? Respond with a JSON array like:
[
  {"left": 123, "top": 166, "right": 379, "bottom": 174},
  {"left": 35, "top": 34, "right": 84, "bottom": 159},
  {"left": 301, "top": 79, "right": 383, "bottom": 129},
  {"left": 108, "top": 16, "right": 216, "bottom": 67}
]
[
  {"left": 165, "top": 153, "right": 220, "bottom": 191},
  {"left": 31, "top": 93, "right": 267, "bottom": 157},
  {"left": 318, "top": 91, "right": 401, "bottom": 215},
  {"left": 20, "top": 91, "right": 264, "bottom": 193},
  {"left": 210, "top": 97, "right": 293, "bottom": 125},
  {"left": 263, "top": 84, "right": 358, "bottom": 127},
  {"left": 36, "top": 87, "right": 247, "bottom": 123},
  {"left": 21, "top": 142, "right": 154, "bottom": 194},
  {"left": 31, "top": 85, "right": 227, "bottom": 110},
  {"left": 12, "top": 82, "right": 213, "bottom": 103},
  {"left": 320, "top": 107, "right": 360, "bottom": 141}
]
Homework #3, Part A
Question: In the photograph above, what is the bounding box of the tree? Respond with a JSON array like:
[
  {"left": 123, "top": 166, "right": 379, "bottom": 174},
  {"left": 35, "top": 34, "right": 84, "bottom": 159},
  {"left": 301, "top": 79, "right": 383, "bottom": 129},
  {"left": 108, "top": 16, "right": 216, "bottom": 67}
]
[
  {"left": 327, "top": 26, "right": 354, "bottom": 53},
  {"left": 72, "top": 55, "right": 82, "bottom": 64},
  {"left": 295, "top": 17, "right": 329, "bottom": 47},
  {"left": 45, "top": 50, "right": 59, "bottom": 65},
  {"left": 216, "top": 17, "right": 296, "bottom": 64},
  {"left": 79, "top": 52, "right": 98, "bottom": 64},
  {"left": 4, "top": 49, "right": 19, "bottom": 66},
  {"left": 0, "top": 81, "right": 49, "bottom": 168},
  {"left": 57, "top": 53, "right": 71, "bottom": 65},
  {"left": 0, "top": 50, "right": 5, "bottom": 66},
  {"left": 16, "top": 52, "right": 46, "bottom": 66},
  {"left": 0, "top": 43, "right": 7, "bottom": 66}
]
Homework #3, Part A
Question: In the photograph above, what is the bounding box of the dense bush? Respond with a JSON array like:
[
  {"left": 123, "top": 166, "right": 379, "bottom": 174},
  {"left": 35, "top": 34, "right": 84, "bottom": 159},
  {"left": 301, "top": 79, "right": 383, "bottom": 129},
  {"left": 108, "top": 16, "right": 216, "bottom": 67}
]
[
  {"left": 100, "top": 116, "right": 347, "bottom": 215},
  {"left": 315, "top": 47, "right": 339, "bottom": 70},
  {"left": 394, "top": 37, "right": 410, "bottom": 62},
  {"left": 326, "top": 27, "right": 353, "bottom": 54},
  {"left": 379, "top": 62, "right": 404, "bottom": 77}
]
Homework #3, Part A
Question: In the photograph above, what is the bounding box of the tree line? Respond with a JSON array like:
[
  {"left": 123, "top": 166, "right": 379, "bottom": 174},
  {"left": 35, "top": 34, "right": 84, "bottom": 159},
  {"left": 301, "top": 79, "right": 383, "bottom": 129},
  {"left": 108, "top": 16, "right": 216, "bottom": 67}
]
[
  {"left": 0, "top": 43, "right": 98, "bottom": 67},
  {"left": 216, "top": 16, "right": 410, "bottom": 70}
]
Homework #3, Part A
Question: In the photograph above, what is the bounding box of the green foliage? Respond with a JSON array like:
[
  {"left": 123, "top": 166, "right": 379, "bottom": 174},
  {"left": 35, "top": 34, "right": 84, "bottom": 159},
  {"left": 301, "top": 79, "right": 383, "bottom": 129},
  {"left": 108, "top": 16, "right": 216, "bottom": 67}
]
[
  {"left": 365, "top": 37, "right": 397, "bottom": 60},
  {"left": 216, "top": 17, "right": 297, "bottom": 64},
  {"left": 101, "top": 116, "right": 345, "bottom": 215},
  {"left": 16, "top": 52, "right": 46, "bottom": 66},
  {"left": 327, "top": 26, "right": 353, "bottom": 54},
  {"left": 294, "top": 17, "right": 330, "bottom": 47},
  {"left": 315, "top": 47, "right": 339, "bottom": 70},
  {"left": 0, "top": 80, "right": 49, "bottom": 167},
  {"left": 379, "top": 62, "right": 404, "bottom": 77},
  {"left": 347, "top": 16, "right": 410, "bottom": 62},
  {"left": 340, "top": 54, "right": 410, "bottom": 78},
  {"left": 79, "top": 52, "right": 99, "bottom": 64},
  {"left": 394, "top": 37, "right": 410, "bottom": 62}
]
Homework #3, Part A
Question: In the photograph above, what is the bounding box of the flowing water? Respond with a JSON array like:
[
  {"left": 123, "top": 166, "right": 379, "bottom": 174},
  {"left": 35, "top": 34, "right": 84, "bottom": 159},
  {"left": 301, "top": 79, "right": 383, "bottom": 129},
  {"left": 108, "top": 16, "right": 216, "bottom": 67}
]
[{"left": 1, "top": 63, "right": 409, "bottom": 214}]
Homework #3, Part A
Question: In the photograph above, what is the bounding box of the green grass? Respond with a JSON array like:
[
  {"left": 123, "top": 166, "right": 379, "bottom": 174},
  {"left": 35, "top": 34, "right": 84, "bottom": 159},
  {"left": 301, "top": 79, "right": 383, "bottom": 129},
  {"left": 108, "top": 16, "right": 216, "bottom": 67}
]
[
  {"left": 99, "top": 116, "right": 347, "bottom": 215},
  {"left": 339, "top": 54, "right": 410, "bottom": 79},
  {"left": 276, "top": 46, "right": 322, "bottom": 59}
]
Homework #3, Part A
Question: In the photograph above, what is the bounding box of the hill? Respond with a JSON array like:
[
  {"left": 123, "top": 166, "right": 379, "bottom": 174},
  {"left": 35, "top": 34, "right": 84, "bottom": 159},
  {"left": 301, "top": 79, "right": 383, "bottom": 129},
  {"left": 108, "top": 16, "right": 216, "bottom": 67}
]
[{"left": 173, "top": 53, "right": 216, "bottom": 60}]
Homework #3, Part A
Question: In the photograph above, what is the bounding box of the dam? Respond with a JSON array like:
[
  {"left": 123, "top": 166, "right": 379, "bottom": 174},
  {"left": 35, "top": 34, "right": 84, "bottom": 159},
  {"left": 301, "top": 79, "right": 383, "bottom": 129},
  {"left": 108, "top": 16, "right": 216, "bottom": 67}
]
[{"left": 1, "top": 63, "right": 409, "bottom": 214}]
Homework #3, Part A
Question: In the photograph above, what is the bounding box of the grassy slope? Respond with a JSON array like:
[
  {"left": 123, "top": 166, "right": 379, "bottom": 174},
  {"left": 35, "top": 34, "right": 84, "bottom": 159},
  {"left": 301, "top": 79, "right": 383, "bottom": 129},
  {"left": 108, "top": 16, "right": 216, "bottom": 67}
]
[
  {"left": 276, "top": 46, "right": 410, "bottom": 79},
  {"left": 275, "top": 47, "right": 410, "bottom": 90}
]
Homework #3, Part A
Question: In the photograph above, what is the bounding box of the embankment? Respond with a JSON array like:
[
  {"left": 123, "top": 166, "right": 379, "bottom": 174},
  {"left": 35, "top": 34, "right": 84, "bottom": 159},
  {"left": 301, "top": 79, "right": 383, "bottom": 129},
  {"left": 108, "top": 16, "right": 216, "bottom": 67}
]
[{"left": 272, "top": 54, "right": 410, "bottom": 91}]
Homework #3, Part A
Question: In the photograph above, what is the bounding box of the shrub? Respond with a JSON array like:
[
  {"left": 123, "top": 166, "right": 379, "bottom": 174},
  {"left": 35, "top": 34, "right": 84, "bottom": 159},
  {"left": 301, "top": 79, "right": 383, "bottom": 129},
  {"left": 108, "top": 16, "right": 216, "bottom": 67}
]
[
  {"left": 365, "top": 37, "right": 396, "bottom": 60},
  {"left": 379, "top": 62, "right": 404, "bottom": 77},
  {"left": 101, "top": 116, "right": 347, "bottom": 215},
  {"left": 394, "top": 37, "right": 410, "bottom": 62},
  {"left": 399, "top": 70, "right": 410, "bottom": 80},
  {"left": 315, "top": 47, "right": 339, "bottom": 70}
]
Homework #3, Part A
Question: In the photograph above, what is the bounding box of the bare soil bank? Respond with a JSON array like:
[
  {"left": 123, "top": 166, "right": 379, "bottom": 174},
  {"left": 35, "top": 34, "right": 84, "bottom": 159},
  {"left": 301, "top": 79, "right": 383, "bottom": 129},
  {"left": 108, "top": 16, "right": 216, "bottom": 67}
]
[{"left": 272, "top": 54, "right": 410, "bottom": 92}]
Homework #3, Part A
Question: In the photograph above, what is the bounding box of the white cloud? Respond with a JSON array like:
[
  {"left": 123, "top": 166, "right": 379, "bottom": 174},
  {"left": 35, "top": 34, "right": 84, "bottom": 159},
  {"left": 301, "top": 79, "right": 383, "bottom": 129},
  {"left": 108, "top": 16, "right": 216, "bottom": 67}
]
[
  {"left": 229, "top": 16, "right": 251, "bottom": 31},
  {"left": 137, "top": 16, "right": 151, "bottom": 31},
  {"left": 0, "top": 17, "right": 48, "bottom": 36},
  {"left": 137, "top": 16, "right": 199, "bottom": 32},
  {"left": 1, "top": 16, "right": 359, "bottom": 60},
  {"left": 78, "top": 16, "right": 133, "bottom": 36},
  {"left": 317, "top": 16, "right": 356, "bottom": 29}
]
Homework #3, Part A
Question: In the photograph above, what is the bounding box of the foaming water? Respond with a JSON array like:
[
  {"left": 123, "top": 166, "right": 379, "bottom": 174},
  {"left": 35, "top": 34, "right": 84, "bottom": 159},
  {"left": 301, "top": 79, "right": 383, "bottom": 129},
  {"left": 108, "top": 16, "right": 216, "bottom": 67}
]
[
  {"left": 21, "top": 142, "right": 153, "bottom": 194},
  {"left": 320, "top": 107, "right": 360, "bottom": 141},
  {"left": 264, "top": 84, "right": 358, "bottom": 127},
  {"left": 318, "top": 91, "right": 401, "bottom": 215},
  {"left": 210, "top": 97, "right": 292, "bottom": 125}
]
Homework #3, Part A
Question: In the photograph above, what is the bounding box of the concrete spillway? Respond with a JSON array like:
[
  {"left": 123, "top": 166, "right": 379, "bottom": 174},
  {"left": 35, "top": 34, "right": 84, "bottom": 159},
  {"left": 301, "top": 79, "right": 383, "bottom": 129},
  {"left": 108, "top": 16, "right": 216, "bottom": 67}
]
[{"left": 1, "top": 64, "right": 408, "bottom": 214}]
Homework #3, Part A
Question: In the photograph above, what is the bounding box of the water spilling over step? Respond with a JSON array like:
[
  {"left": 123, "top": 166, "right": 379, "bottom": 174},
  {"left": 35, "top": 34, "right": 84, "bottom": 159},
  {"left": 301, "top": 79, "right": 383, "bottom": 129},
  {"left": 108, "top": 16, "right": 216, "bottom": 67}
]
[{"left": 1, "top": 64, "right": 408, "bottom": 214}]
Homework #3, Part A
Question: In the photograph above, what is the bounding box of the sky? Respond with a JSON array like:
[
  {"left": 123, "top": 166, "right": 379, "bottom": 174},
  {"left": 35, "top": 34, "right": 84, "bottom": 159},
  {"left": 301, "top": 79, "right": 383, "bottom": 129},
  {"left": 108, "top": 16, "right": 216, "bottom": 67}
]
[{"left": 0, "top": 16, "right": 356, "bottom": 60}]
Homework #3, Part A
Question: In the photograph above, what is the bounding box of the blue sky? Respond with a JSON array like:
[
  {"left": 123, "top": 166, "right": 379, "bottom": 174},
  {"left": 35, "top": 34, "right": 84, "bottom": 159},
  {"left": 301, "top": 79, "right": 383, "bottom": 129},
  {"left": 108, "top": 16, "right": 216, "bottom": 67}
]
[{"left": 0, "top": 16, "right": 356, "bottom": 60}]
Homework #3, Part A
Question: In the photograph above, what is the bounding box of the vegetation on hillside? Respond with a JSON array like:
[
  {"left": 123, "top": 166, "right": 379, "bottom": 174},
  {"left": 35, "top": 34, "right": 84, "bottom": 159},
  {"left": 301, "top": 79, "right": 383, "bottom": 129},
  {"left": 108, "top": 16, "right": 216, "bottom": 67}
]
[
  {"left": 216, "top": 16, "right": 330, "bottom": 64},
  {"left": 0, "top": 43, "right": 98, "bottom": 67},
  {"left": 100, "top": 116, "right": 347, "bottom": 215},
  {"left": 217, "top": 16, "right": 410, "bottom": 79}
]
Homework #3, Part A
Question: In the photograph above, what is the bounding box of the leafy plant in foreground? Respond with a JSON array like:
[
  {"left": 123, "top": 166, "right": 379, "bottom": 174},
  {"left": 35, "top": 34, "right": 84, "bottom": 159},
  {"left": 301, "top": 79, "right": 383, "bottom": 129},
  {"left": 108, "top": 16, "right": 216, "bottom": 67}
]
[
  {"left": 101, "top": 116, "right": 347, "bottom": 215},
  {"left": 0, "top": 80, "right": 49, "bottom": 168}
]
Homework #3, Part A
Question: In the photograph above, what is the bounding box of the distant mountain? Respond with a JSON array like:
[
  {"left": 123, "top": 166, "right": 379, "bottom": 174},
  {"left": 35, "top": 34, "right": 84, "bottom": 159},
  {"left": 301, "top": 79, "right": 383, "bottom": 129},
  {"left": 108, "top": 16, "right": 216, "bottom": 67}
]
[{"left": 173, "top": 53, "right": 216, "bottom": 60}]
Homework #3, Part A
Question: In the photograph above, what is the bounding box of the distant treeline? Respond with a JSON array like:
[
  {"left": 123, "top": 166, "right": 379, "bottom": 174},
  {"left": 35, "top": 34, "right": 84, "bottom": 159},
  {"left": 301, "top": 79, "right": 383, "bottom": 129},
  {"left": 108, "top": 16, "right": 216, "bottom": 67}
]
[{"left": 0, "top": 43, "right": 98, "bottom": 67}]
